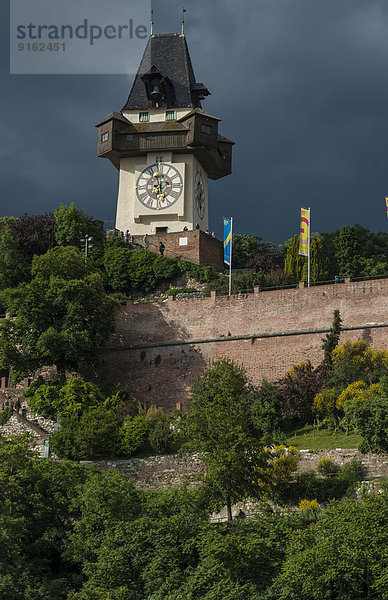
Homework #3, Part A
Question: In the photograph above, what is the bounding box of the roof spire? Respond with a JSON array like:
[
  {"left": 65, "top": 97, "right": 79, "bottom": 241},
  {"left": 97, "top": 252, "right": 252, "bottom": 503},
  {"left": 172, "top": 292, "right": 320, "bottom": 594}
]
[
  {"left": 150, "top": 8, "right": 154, "bottom": 36},
  {"left": 180, "top": 7, "right": 186, "bottom": 37}
]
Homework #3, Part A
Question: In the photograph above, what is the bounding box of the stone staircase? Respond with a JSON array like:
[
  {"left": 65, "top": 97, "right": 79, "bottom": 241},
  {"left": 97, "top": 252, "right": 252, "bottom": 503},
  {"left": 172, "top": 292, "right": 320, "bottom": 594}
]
[{"left": 0, "top": 404, "right": 56, "bottom": 457}]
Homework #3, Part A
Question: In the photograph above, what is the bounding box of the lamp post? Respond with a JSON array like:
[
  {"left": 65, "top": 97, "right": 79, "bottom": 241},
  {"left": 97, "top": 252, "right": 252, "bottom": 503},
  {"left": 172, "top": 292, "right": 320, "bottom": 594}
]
[{"left": 80, "top": 236, "right": 93, "bottom": 264}]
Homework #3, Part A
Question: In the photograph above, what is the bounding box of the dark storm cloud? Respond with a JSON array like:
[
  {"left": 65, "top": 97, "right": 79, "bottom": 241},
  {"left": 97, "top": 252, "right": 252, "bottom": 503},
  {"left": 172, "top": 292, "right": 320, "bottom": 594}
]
[{"left": 1, "top": 0, "right": 388, "bottom": 242}]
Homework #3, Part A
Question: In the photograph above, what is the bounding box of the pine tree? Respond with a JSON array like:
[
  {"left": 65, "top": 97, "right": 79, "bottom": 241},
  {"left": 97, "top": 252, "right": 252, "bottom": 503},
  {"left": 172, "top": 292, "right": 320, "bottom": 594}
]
[{"left": 322, "top": 309, "right": 342, "bottom": 369}]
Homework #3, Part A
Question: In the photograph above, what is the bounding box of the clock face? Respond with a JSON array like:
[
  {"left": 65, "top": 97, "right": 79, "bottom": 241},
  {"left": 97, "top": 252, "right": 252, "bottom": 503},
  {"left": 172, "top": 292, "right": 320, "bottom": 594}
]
[
  {"left": 194, "top": 171, "right": 206, "bottom": 219},
  {"left": 136, "top": 162, "right": 183, "bottom": 210}
]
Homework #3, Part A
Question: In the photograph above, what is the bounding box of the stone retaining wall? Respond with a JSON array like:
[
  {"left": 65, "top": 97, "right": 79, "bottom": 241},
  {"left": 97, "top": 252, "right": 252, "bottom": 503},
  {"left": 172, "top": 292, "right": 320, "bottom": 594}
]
[
  {"left": 82, "top": 454, "right": 205, "bottom": 489},
  {"left": 87, "top": 449, "right": 388, "bottom": 489},
  {"left": 298, "top": 448, "right": 388, "bottom": 477}
]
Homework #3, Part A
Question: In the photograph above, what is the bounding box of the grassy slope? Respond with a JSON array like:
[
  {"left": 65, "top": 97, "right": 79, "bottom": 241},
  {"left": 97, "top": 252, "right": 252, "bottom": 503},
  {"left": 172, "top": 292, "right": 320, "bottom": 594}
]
[{"left": 285, "top": 425, "right": 363, "bottom": 450}]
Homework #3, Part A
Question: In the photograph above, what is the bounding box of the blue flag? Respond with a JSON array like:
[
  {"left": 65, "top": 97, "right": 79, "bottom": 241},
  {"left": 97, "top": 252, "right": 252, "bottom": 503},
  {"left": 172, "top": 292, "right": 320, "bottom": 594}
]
[{"left": 223, "top": 217, "right": 232, "bottom": 265}]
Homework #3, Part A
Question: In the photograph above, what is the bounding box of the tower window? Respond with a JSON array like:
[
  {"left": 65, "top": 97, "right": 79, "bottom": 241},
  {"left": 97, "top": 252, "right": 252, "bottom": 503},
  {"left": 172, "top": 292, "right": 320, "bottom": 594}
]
[
  {"left": 166, "top": 110, "right": 176, "bottom": 121},
  {"left": 201, "top": 124, "right": 212, "bottom": 135},
  {"left": 126, "top": 134, "right": 133, "bottom": 141},
  {"left": 139, "top": 112, "right": 149, "bottom": 122},
  {"left": 101, "top": 131, "right": 109, "bottom": 143}
]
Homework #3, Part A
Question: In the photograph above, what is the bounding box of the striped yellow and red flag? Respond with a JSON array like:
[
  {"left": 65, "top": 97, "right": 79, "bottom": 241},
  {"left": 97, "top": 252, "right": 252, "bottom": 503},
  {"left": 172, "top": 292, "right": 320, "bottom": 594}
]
[
  {"left": 299, "top": 208, "right": 310, "bottom": 257},
  {"left": 385, "top": 196, "right": 388, "bottom": 219}
]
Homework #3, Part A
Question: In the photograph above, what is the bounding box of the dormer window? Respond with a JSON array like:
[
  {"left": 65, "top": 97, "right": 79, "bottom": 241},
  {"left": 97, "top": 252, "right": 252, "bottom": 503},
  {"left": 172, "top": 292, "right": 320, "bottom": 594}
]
[
  {"left": 139, "top": 112, "right": 149, "bottom": 122},
  {"left": 166, "top": 110, "right": 176, "bottom": 121},
  {"left": 201, "top": 124, "right": 212, "bottom": 135}
]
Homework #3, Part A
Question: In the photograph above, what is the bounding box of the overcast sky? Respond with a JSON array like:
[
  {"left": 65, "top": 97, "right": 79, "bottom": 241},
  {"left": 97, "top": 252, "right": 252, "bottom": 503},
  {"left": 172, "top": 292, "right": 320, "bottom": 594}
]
[{"left": 2, "top": 0, "right": 388, "bottom": 243}]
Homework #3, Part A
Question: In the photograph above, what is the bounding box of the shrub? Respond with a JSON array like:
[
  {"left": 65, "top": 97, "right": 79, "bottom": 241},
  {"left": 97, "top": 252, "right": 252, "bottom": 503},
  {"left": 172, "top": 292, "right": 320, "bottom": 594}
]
[
  {"left": 298, "top": 498, "right": 319, "bottom": 511},
  {"left": 166, "top": 287, "right": 196, "bottom": 296},
  {"left": 0, "top": 407, "right": 12, "bottom": 425},
  {"left": 54, "top": 377, "right": 105, "bottom": 417},
  {"left": 50, "top": 406, "right": 121, "bottom": 460},
  {"left": 316, "top": 457, "right": 341, "bottom": 476},
  {"left": 124, "top": 249, "right": 158, "bottom": 291},
  {"left": 145, "top": 405, "right": 176, "bottom": 454},
  {"left": 24, "top": 376, "right": 126, "bottom": 421},
  {"left": 120, "top": 407, "right": 180, "bottom": 456},
  {"left": 337, "top": 381, "right": 380, "bottom": 411},
  {"left": 23, "top": 380, "right": 62, "bottom": 419},
  {"left": 341, "top": 457, "right": 366, "bottom": 480},
  {"left": 121, "top": 414, "right": 150, "bottom": 456},
  {"left": 104, "top": 248, "right": 185, "bottom": 293},
  {"left": 267, "top": 445, "right": 300, "bottom": 492},
  {"left": 250, "top": 379, "right": 284, "bottom": 441},
  {"left": 178, "top": 260, "right": 217, "bottom": 283},
  {"left": 282, "top": 470, "right": 351, "bottom": 504},
  {"left": 312, "top": 388, "right": 338, "bottom": 421},
  {"left": 32, "top": 246, "right": 87, "bottom": 281},
  {"left": 152, "top": 255, "right": 179, "bottom": 280},
  {"left": 345, "top": 387, "right": 388, "bottom": 453},
  {"left": 103, "top": 246, "right": 133, "bottom": 292},
  {"left": 328, "top": 340, "right": 388, "bottom": 388}
]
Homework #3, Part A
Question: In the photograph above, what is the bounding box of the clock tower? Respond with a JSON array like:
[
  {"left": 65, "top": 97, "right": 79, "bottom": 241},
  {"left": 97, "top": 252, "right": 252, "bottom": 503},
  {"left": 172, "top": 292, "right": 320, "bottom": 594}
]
[{"left": 96, "top": 31, "right": 233, "bottom": 236}]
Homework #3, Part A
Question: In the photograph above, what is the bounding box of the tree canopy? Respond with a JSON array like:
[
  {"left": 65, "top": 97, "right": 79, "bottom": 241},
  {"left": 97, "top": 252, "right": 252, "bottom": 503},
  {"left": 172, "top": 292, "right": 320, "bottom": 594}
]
[
  {"left": 0, "top": 247, "right": 115, "bottom": 381},
  {"left": 186, "top": 358, "right": 269, "bottom": 520}
]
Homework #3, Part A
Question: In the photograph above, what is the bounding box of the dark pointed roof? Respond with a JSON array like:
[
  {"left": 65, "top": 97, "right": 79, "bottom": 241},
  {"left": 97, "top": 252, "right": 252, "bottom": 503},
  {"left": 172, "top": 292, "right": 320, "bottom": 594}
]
[{"left": 122, "top": 34, "right": 210, "bottom": 111}]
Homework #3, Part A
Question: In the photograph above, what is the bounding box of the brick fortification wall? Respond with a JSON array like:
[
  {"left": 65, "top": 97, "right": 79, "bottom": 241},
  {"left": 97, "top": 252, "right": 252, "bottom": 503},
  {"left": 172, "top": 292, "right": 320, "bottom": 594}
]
[
  {"left": 86, "top": 278, "right": 388, "bottom": 410},
  {"left": 132, "top": 229, "right": 224, "bottom": 270}
]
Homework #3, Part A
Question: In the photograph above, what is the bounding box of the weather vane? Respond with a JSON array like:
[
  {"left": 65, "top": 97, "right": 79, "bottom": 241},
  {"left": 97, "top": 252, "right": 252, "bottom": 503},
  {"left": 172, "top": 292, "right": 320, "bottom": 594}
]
[
  {"left": 150, "top": 8, "right": 154, "bottom": 36},
  {"left": 180, "top": 7, "right": 186, "bottom": 37}
]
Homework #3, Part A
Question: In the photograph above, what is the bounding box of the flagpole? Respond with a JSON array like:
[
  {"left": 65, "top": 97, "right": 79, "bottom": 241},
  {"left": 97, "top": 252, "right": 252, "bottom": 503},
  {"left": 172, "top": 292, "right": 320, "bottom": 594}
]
[
  {"left": 229, "top": 217, "right": 233, "bottom": 296},
  {"left": 307, "top": 207, "right": 311, "bottom": 288}
]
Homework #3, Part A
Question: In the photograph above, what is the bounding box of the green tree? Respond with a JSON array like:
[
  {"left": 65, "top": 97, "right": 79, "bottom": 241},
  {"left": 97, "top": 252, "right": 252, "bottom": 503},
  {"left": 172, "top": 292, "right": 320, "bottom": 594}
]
[
  {"left": 334, "top": 224, "right": 362, "bottom": 277},
  {"left": 326, "top": 340, "right": 388, "bottom": 390},
  {"left": 50, "top": 406, "right": 122, "bottom": 460},
  {"left": 0, "top": 247, "right": 115, "bottom": 381},
  {"left": 68, "top": 486, "right": 206, "bottom": 600},
  {"left": 126, "top": 249, "right": 160, "bottom": 291},
  {"left": 186, "top": 358, "right": 269, "bottom": 520},
  {"left": 322, "top": 224, "right": 388, "bottom": 279},
  {"left": 232, "top": 234, "right": 272, "bottom": 269},
  {"left": 321, "top": 309, "right": 342, "bottom": 369},
  {"left": 54, "top": 202, "right": 87, "bottom": 247},
  {"left": 250, "top": 379, "right": 284, "bottom": 443},
  {"left": 104, "top": 246, "right": 180, "bottom": 293},
  {"left": 0, "top": 434, "right": 87, "bottom": 599},
  {"left": 32, "top": 245, "right": 88, "bottom": 280},
  {"left": 23, "top": 379, "right": 62, "bottom": 419},
  {"left": 343, "top": 377, "right": 388, "bottom": 452},
  {"left": 24, "top": 376, "right": 128, "bottom": 421},
  {"left": 104, "top": 245, "right": 134, "bottom": 292},
  {"left": 68, "top": 469, "right": 141, "bottom": 566},
  {"left": 284, "top": 234, "right": 327, "bottom": 283},
  {"left": 0, "top": 225, "right": 29, "bottom": 290},
  {"left": 270, "top": 490, "right": 388, "bottom": 600}
]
